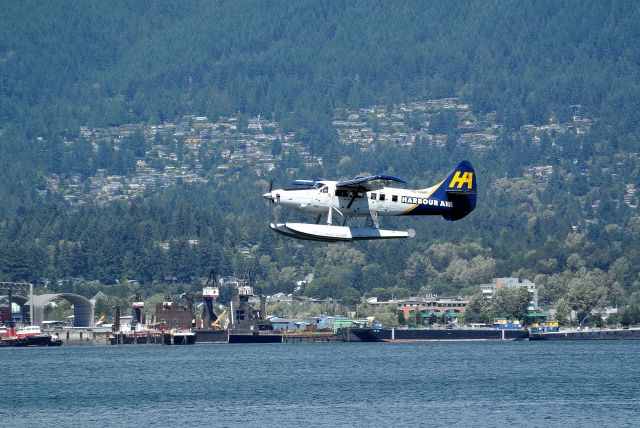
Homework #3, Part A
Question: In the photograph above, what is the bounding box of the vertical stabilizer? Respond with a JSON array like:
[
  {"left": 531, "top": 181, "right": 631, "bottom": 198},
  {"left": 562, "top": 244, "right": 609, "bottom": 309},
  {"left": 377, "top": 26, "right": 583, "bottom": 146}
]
[{"left": 434, "top": 160, "right": 477, "bottom": 221}]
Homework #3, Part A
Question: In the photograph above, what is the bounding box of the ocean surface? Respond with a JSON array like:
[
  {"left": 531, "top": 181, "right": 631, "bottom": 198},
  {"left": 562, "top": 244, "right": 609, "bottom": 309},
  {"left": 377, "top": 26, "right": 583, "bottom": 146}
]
[{"left": 2, "top": 341, "right": 640, "bottom": 427}]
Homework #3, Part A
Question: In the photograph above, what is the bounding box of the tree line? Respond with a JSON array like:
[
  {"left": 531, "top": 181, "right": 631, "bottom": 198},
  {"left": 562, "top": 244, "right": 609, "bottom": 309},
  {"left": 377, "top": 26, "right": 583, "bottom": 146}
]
[{"left": 0, "top": 1, "right": 638, "bottom": 321}]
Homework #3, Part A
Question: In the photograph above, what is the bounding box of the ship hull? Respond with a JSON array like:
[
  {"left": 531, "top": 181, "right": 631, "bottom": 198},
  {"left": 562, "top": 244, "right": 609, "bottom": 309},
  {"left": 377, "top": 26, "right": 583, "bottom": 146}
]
[
  {"left": 282, "top": 332, "right": 344, "bottom": 343},
  {"left": 529, "top": 328, "right": 640, "bottom": 340},
  {"left": 194, "top": 329, "right": 229, "bottom": 343},
  {"left": 345, "top": 327, "right": 529, "bottom": 342},
  {"left": 14, "top": 335, "right": 59, "bottom": 347},
  {"left": 228, "top": 333, "right": 283, "bottom": 343}
]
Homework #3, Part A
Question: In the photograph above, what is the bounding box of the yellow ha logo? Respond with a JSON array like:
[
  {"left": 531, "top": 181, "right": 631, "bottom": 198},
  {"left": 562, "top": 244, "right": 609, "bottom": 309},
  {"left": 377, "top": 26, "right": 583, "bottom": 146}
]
[{"left": 449, "top": 171, "right": 473, "bottom": 189}]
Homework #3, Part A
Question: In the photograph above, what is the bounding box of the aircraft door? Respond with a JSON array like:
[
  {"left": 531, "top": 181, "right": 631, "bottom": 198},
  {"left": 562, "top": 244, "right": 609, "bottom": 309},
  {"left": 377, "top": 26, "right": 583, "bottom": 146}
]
[
  {"left": 314, "top": 185, "right": 331, "bottom": 211},
  {"left": 379, "top": 193, "right": 389, "bottom": 213}
]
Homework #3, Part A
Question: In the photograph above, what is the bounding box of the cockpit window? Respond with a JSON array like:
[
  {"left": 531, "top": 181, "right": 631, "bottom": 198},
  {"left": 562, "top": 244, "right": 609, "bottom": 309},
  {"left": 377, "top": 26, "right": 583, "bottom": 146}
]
[
  {"left": 313, "top": 183, "right": 324, "bottom": 189},
  {"left": 321, "top": 186, "right": 328, "bottom": 193}
]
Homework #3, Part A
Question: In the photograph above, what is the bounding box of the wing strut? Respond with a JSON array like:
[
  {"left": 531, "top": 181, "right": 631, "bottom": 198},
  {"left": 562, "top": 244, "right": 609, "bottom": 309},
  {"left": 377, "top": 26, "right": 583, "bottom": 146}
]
[
  {"left": 369, "top": 211, "right": 380, "bottom": 229},
  {"left": 347, "top": 187, "right": 363, "bottom": 209},
  {"left": 326, "top": 206, "right": 344, "bottom": 225}
]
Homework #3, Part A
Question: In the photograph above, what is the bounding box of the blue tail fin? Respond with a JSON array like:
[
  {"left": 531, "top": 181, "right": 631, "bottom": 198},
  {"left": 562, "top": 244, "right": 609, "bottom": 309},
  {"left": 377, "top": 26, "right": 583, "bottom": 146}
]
[{"left": 434, "top": 160, "right": 477, "bottom": 221}]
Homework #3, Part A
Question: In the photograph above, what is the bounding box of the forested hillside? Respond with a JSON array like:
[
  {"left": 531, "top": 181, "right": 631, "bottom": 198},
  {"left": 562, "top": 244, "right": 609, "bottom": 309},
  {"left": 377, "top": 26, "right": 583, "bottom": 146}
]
[
  {"left": 0, "top": 1, "right": 639, "bottom": 314},
  {"left": 3, "top": 1, "right": 639, "bottom": 135}
]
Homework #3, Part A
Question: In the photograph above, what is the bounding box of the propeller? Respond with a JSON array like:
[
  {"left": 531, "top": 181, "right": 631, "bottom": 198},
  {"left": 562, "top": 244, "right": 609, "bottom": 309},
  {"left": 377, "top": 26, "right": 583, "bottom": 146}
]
[{"left": 263, "top": 179, "right": 276, "bottom": 203}]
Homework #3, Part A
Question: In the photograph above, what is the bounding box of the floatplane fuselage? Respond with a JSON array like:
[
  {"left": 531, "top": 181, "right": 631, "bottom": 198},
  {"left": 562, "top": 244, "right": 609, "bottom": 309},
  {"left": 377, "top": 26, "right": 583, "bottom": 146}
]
[{"left": 263, "top": 160, "right": 477, "bottom": 242}]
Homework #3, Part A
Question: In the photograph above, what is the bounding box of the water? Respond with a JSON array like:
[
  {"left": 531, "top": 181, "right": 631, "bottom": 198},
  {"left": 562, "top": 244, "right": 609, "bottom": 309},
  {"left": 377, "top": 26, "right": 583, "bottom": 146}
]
[{"left": 2, "top": 341, "right": 640, "bottom": 427}]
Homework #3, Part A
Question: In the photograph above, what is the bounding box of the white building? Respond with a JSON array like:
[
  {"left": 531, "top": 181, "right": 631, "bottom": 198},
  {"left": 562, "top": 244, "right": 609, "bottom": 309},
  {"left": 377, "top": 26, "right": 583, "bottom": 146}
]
[{"left": 480, "top": 277, "right": 539, "bottom": 311}]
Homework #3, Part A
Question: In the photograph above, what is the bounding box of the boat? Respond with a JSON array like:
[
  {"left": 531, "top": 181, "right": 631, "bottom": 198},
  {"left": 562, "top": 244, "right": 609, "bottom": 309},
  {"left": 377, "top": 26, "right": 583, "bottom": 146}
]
[
  {"left": 48, "top": 336, "right": 63, "bottom": 346},
  {"left": 13, "top": 325, "right": 62, "bottom": 347},
  {"left": 228, "top": 331, "right": 282, "bottom": 343},
  {"left": 529, "top": 327, "right": 640, "bottom": 340},
  {"left": 344, "top": 325, "right": 529, "bottom": 342},
  {"left": 281, "top": 330, "right": 344, "bottom": 343}
]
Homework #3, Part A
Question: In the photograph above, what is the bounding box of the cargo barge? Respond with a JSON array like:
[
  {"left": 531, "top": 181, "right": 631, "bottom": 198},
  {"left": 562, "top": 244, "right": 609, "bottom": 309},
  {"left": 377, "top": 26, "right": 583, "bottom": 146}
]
[
  {"left": 229, "top": 332, "right": 283, "bottom": 343},
  {"left": 194, "top": 329, "right": 228, "bottom": 344},
  {"left": 529, "top": 327, "right": 640, "bottom": 340},
  {"left": 282, "top": 331, "right": 344, "bottom": 343},
  {"left": 195, "top": 329, "right": 343, "bottom": 344},
  {"left": 344, "top": 326, "right": 529, "bottom": 342}
]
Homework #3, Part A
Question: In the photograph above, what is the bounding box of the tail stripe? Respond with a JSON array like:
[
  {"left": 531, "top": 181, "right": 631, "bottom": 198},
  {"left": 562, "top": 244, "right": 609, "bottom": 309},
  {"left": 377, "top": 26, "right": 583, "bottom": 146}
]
[{"left": 400, "top": 160, "right": 476, "bottom": 219}]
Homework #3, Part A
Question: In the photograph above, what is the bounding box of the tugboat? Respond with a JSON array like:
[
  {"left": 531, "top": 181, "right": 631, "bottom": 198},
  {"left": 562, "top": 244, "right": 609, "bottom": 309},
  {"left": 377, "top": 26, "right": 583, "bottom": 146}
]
[{"left": 14, "top": 325, "right": 62, "bottom": 347}]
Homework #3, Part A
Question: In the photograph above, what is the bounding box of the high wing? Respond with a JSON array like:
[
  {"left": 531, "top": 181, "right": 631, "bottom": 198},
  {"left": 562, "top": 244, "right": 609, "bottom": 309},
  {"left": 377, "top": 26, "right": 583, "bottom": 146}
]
[
  {"left": 290, "top": 179, "right": 318, "bottom": 187},
  {"left": 336, "top": 174, "right": 407, "bottom": 191}
]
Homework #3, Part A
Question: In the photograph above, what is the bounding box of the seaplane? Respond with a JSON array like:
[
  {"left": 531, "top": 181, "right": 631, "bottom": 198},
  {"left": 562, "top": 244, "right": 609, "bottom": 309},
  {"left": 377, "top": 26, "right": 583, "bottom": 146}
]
[{"left": 263, "top": 160, "right": 476, "bottom": 242}]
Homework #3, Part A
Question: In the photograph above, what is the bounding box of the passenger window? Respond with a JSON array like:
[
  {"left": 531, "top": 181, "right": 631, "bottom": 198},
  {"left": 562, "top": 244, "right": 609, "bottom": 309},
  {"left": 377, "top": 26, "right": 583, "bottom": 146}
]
[
  {"left": 370, "top": 193, "right": 377, "bottom": 200},
  {"left": 379, "top": 194, "right": 386, "bottom": 201},
  {"left": 392, "top": 195, "right": 398, "bottom": 202}
]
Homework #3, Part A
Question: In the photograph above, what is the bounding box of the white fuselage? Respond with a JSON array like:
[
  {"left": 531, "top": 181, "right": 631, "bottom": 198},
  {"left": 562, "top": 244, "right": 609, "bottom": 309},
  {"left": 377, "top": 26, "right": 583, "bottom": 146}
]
[
  {"left": 264, "top": 160, "right": 475, "bottom": 241},
  {"left": 267, "top": 181, "right": 442, "bottom": 218}
]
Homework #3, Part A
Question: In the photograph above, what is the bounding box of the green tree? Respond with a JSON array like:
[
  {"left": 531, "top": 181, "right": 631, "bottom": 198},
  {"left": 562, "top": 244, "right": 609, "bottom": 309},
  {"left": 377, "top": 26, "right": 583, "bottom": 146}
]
[
  {"left": 414, "top": 309, "right": 423, "bottom": 327},
  {"left": 619, "top": 304, "right": 640, "bottom": 326},
  {"left": 397, "top": 310, "right": 406, "bottom": 325},
  {"left": 340, "top": 287, "right": 360, "bottom": 309},
  {"left": 566, "top": 269, "right": 610, "bottom": 325},
  {"left": 489, "top": 287, "right": 531, "bottom": 323},
  {"left": 218, "top": 284, "right": 238, "bottom": 306},
  {"left": 463, "top": 294, "right": 489, "bottom": 324}
]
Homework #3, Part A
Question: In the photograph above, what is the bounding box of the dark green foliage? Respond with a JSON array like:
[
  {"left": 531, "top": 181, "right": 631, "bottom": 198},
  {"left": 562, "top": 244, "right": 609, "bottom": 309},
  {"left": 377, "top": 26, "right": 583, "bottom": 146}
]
[
  {"left": 488, "top": 288, "right": 532, "bottom": 323},
  {"left": 218, "top": 284, "right": 239, "bottom": 306},
  {"left": 463, "top": 294, "right": 490, "bottom": 325},
  {"left": 0, "top": 1, "right": 638, "bottom": 309},
  {"left": 1, "top": 1, "right": 638, "bottom": 135}
]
